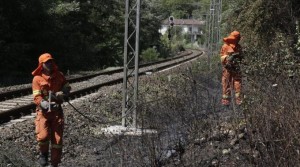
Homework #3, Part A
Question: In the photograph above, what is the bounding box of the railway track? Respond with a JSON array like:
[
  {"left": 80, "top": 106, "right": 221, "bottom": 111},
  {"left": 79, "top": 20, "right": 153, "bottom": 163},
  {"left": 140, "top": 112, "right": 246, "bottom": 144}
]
[{"left": 0, "top": 49, "right": 202, "bottom": 123}]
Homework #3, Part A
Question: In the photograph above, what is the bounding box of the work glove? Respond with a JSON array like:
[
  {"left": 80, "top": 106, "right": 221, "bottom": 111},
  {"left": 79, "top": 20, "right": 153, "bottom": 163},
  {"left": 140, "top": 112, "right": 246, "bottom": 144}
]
[
  {"left": 227, "top": 52, "right": 240, "bottom": 63},
  {"left": 40, "top": 100, "right": 49, "bottom": 110},
  {"left": 56, "top": 91, "right": 66, "bottom": 101},
  {"left": 225, "top": 63, "right": 233, "bottom": 69},
  {"left": 227, "top": 55, "right": 234, "bottom": 63},
  {"left": 47, "top": 92, "right": 63, "bottom": 104},
  {"left": 54, "top": 91, "right": 69, "bottom": 103}
]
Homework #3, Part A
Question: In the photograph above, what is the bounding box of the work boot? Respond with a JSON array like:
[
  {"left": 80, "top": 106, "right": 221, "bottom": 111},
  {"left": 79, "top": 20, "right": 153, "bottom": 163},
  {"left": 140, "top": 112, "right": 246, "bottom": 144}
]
[
  {"left": 221, "top": 99, "right": 230, "bottom": 106},
  {"left": 38, "top": 153, "right": 48, "bottom": 166}
]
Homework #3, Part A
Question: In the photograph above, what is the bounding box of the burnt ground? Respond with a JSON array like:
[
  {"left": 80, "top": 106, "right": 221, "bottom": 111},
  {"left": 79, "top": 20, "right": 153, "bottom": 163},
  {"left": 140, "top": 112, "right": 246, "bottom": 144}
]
[{"left": 0, "top": 58, "right": 256, "bottom": 167}]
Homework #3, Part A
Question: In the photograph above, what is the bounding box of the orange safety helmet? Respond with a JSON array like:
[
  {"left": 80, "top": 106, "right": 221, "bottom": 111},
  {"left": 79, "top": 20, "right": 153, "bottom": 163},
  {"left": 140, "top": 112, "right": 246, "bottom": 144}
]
[
  {"left": 32, "top": 53, "right": 57, "bottom": 76},
  {"left": 230, "top": 30, "right": 241, "bottom": 40},
  {"left": 223, "top": 30, "right": 241, "bottom": 45},
  {"left": 223, "top": 35, "right": 236, "bottom": 44},
  {"left": 39, "top": 53, "right": 53, "bottom": 64}
]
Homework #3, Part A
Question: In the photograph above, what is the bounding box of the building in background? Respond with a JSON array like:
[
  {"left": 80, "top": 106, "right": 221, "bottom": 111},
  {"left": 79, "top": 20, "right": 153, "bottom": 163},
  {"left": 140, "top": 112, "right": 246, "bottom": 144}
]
[{"left": 159, "top": 18, "right": 205, "bottom": 43}]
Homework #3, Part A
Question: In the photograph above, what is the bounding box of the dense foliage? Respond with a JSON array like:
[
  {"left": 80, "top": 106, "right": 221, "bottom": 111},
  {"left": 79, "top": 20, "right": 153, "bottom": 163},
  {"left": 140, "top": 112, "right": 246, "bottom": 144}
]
[
  {"left": 160, "top": 0, "right": 210, "bottom": 19},
  {"left": 0, "top": 0, "right": 163, "bottom": 84},
  {"left": 222, "top": 0, "right": 300, "bottom": 165},
  {"left": 0, "top": 0, "right": 211, "bottom": 85}
]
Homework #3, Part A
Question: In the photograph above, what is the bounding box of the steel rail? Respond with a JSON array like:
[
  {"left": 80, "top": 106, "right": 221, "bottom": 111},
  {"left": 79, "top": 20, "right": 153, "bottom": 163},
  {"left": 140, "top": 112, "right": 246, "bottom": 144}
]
[
  {"left": 0, "top": 50, "right": 202, "bottom": 123},
  {"left": 0, "top": 51, "right": 192, "bottom": 102}
]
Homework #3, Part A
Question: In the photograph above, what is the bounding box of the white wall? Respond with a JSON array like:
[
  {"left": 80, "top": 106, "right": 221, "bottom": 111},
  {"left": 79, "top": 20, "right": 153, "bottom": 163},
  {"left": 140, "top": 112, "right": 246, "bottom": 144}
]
[
  {"left": 159, "top": 25, "right": 200, "bottom": 35},
  {"left": 159, "top": 25, "right": 168, "bottom": 35}
]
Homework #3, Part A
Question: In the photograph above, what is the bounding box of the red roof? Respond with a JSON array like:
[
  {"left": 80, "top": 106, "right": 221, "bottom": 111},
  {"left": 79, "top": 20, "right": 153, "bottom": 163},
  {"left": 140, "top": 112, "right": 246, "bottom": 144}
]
[{"left": 162, "top": 19, "right": 205, "bottom": 25}]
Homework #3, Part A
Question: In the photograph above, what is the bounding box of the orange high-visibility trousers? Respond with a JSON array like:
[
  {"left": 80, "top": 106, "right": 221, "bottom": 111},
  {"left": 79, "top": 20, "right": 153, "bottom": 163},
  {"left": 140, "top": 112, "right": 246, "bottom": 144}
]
[
  {"left": 222, "top": 68, "right": 242, "bottom": 101},
  {"left": 35, "top": 109, "right": 64, "bottom": 166}
]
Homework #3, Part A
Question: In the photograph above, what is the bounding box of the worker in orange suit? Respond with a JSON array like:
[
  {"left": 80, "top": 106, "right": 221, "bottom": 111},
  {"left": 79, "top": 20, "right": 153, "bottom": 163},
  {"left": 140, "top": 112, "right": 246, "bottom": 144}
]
[
  {"left": 32, "top": 53, "right": 71, "bottom": 167},
  {"left": 220, "top": 31, "right": 243, "bottom": 106}
]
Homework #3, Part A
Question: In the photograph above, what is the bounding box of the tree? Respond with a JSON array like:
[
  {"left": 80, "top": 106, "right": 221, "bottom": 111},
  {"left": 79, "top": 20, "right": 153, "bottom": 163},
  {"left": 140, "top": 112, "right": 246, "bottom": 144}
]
[{"left": 160, "top": 0, "right": 209, "bottom": 19}]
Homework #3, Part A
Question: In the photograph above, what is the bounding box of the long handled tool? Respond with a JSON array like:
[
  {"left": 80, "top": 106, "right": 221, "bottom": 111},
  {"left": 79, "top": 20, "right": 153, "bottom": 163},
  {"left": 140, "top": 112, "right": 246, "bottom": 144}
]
[{"left": 48, "top": 90, "right": 52, "bottom": 112}]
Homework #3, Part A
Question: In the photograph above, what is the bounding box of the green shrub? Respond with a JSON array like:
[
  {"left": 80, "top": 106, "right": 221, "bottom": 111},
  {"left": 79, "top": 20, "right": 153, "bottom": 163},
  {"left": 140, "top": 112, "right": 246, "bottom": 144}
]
[{"left": 140, "top": 48, "right": 160, "bottom": 63}]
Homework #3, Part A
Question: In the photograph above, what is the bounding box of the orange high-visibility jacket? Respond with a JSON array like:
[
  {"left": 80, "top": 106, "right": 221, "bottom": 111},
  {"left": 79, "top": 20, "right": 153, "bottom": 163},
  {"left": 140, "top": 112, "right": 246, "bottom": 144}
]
[
  {"left": 32, "top": 71, "right": 70, "bottom": 106},
  {"left": 220, "top": 36, "right": 242, "bottom": 65},
  {"left": 32, "top": 53, "right": 70, "bottom": 106}
]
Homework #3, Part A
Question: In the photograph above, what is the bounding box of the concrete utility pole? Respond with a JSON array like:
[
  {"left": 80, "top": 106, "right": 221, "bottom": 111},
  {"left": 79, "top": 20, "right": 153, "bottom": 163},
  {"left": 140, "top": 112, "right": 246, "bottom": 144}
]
[
  {"left": 206, "top": 0, "right": 222, "bottom": 69},
  {"left": 122, "top": 0, "right": 141, "bottom": 128}
]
